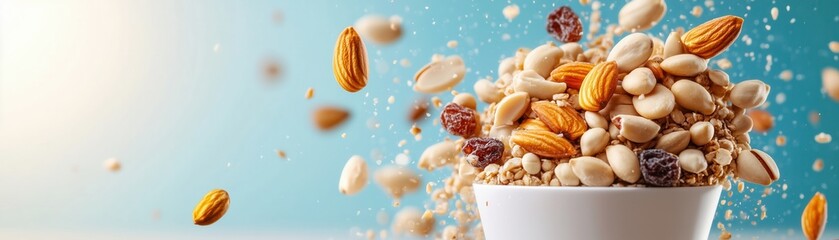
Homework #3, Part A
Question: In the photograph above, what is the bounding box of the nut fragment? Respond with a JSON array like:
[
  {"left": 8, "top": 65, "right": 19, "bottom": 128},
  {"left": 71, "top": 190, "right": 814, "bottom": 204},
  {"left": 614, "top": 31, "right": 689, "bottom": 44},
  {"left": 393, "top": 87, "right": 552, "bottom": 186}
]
[
  {"left": 570, "top": 156, "right": 616, "bottom": 186},
  {"left": 494, "top": 92, "right": 530, "bottom": 126},
  {"left": 332, "top": 27, "right": 368, "bottom": 92},
  {"left": 581, "top": 128, "right": 609, "bottom": 156},
  {"left": 655, "top": 130, "right": 691, "bottom": 154},
  {"left": 418, "top": 140, "right": 459, "bottom": 171},
  {"left": 513, "top": 70, "right": 568, "bottom": 99},
  {"left": 613, "top": 115, "right": 660, "bottom": 143},
  {"left": 606, "top": 145, "right": 641, "bottom": 183},
  {"left": 607, "top": 33, "right": 654, "bottom": 72},
  {"left": 313, "top": 106, "right": 350, "bottom": 131},
  {"left": 550, "top": 62, "right": 594, "bottom": 89},
  {"left": 474, "top": 78, "right": 504, "bottom": 103},
  {"left": 735, "top": 149, "right": 780, "bottom": 186},
  {"left": 554, "top": 163, "right": 580, "bottom": 186},
  {"left": 511, "top": 130, "right": 577, "bottom": 158},
  {"left": 801, "top": 192, "right": 827, "bottom": 240},
  {"left": 689, "top": 121, "right": 714, "bottom": 146},
  {"left": 531, "top": 101, "right": 588, "bottom": 140},
  {"left": 193, "top": 189, "right": 230, "bottom": 226},
  {"left": 730, "top": 80, "right": 771, "bottom": 109},
  {"left": 678, "top": 149, "right": 708, "bottom": 174},
  {"left": 671, "top": 80, "right": 715, "bottom": 115},
  {"left": 622, "top": 67, "right": 656, "bottom": 95},
  {"left": 660, "top": 54, "right": 708, "bottom": 76},
  {"left": 524, "top": 42, "right": 564, "bottom": 78},
  {"left": 414, "top": 55, "right": 466, "bottom": 93},
  {"left": 339, "top": 155, "right": 369, "bottom": 195},
  {"left": 681, "top": 15, "right": 743, "bottom": 59},
  {"left": 632, "top": 84, "right": 675, "bottom": 119},
  {"left": 374, "top": 166, "right": 421, "bottom": 198},
  {"left": 618, "top": 0, "right": 667, "bottom": 32},
  {"left": 579, "top": 61, "right": 619, "bottom": 111}
]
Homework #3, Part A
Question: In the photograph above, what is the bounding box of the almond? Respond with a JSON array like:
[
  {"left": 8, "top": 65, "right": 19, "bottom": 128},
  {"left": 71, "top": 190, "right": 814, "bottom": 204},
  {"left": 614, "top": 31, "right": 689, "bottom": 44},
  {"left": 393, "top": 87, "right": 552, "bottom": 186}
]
[
  {"left": 579, "top": 61, "right": 619, "bottom": 111},
  {"left": 519, "top": 118, "right": 551, "bottom": 132},
  {"left": 549, "top": 62, "right": 594, "bottom": 89},
  {"left": 531, "top": 101, "right": 588, "bottom": 140},
  {"left": 332, "top": 27, "right": 368, "bottom": 92},
  {"left": 312, "top": 106, "right": 350, "bottom": 131},
  {"left": 681, "top": 15, "right": 744, "bottom": 59},
  {"left": 414, "top": 55, "right": 466, "bottom": 93},
  {"left": 511, "top": 130, "right": 577, "bottom": 158},
  {"left": 193, "top": 189, "right": 230, "bottom": 226},
  {"left": 801, "top": 192, "right": 827, "bottom": 240}
]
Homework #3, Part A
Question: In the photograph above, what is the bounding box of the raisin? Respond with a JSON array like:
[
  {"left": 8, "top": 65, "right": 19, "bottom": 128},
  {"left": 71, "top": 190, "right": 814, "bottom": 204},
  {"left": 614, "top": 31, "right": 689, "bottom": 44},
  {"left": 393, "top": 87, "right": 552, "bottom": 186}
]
[
  {"left": 546, "top": 6, "right": 583, "bottom": 43},
  {"left": 440, "top": 103, "right": 478, "bottom": 137},
  {"left": 639, "top": 149, "right": 681, "bottom": 187},
  {"left": 462, "top": 137, "right": 504, "bottom": 168}
]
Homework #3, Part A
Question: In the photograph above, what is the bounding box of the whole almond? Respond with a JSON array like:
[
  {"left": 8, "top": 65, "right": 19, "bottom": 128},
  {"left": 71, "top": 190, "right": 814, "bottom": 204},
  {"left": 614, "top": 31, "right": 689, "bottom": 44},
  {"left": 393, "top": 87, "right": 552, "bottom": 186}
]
[
  {"left": 414, "top": 55, "right": 466, "bottom": 93},
  {"left": 524, "top": 42, "right": 564, "bottom": 78},
  {"left": 494, "top": 92, "right": 530, "bottom": 126},
  {"left": 663, "top": 31, "right": 684, "bottom": 58},
  {"left": 660, "top": 54, "right": 708, "bottom": 76},
  {"left": 622, "top": 67, "right": 656, "bottom": 95},
  {"left": 332, "top": 27, "right": 368, "bottom": 92},
  {"left": 554, "top": 163, "right": 580, "bottom": 186},
  {"left": 579, "top": 61, "right": 619, "bottom": 111},
  {"left": 339, "top": 155, "right": 369, "bottom": 195},
  {"left": 735, "top": 149, "right": 780, "bottom": 186},
  {"left": 511, "top": 130, "right": 577, "bottom": 158},
  {"left": 474, "top": 78, "right": 504, "bottom": 103},
  {"left": 689, "top": 121, "right": 715, "bottom": 146},
  {"left": 513, "top": 69, "right": 568, "bottom": 99},
  {"left": 607, "top": 33, "right": 654, "bottom": 72},
  {"left": 193, "top": 189, "right": 230, "bottom": 226},
  {"left": 312, "top": 106, "right": 350, "bottom": 131},
  {"left": 585, "top": 111, "right": 609, "bottom": 129},
  {"left": 606, "top": 144, "right": 641, "bottom": 183},
  {"left": 570, "top": 156, "right": 615, "bottom": 187},
  {"left": 531, "top": 101, "right": 588, "bottom": 140},
  {"left": 671, "top": 80, "right": 715, "bottom": 115},
  {"left": 801, "top": 192, "right": 827, "bottom": 240},
  {"left": 655, "top": 130, "right": 691, "bottom": 154},
  {"left": 678, "top": 149, "right": 708, "bottom": 174},
  {"left": 550, "top": 62, "right": 594, "bottom": 89},
  {"left": 580, "top": 128, "right": 609, "bottom": 156},
  {"left": 708, "top": 69, "right": 731, "bottom": 87},
  {"left": 613, "top": 115, "right": 660, "bottom": 143},
  {"left": 730, "top": 80, "right": 770, "bottom": 109},
  {"left": 682, "top": 15, "right": 743, "bottom": 59},
  {"left": 418, "top": 140, "right": 459, "bottom": 171},
  {"left": 618, "top": 0, "right": 667, "bottom": 32},
  {"left": 714, "top": 148, "right": 733, "bottom": 166},
  {"left": 632, "top": 84, "right": 675, "bottom": 119},
  {"left": 519, "top": 118, "right": 551, "bottom": 132},
  {"left": 354, "top": 15, "right": 402, "bottom": 45},
  {"left": 374, "top": 166, "right": 421, "bottom": 198}
]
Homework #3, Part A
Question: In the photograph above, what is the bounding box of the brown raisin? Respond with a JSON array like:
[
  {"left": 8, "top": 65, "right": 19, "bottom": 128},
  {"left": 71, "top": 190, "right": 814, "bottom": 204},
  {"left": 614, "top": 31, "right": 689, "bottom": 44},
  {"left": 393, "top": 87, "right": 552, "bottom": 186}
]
[
  {"left": 440, "top": 103, "right": 477, "bottom": 137},
  {"left": 546, "top": 6, "right": 583, "bottom": 43},
  {"left": 639, "top": 149, "right": 681, "bottom": 187},
  {"left": 462, "top": 137, "right": 504, "bottom": 168}
]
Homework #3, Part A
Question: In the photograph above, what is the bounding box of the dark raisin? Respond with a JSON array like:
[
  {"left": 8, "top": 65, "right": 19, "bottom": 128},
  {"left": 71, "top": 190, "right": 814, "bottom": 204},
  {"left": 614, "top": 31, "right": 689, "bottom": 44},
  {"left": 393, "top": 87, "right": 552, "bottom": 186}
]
[
  {"left": 546, "top": 6, "right": 583, "bottom": 43},
  {"left": 462, "top": 137, "right": 504, "bottom": 168},
  {"left": 639, "top": 149, "right": 681, "bottom": 187},
  {"left": 440, "top": 103, "right": 478, "bottom": 137}
]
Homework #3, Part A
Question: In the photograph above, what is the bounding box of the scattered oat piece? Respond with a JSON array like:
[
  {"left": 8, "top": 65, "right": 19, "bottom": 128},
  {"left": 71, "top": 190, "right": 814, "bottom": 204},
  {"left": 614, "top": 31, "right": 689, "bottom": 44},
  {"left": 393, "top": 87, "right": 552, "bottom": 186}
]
[
  {"left": 775, "top": 135, "right": 786, "bottom": 146},
  {"left": 502, "top": 4, "right": 520, "bottom": 22},
  {"left": 305, "top": 87, "right": 314, "bottom": 99},
  {"left": 579, "top": 0, "right": 589, "bottom": 5},
  {"left": 724, "top": 209, "right": 733, "bottom": 220},
  {"left": 748, "top": 109, "right": 774, "bottom": 132},
  {"left": 716, "top": 58, "right": 732, "bottom": 70},
  {"left": 276, "top": 149, "right": 287, "bottom": 159},
  {"left": 410, "top": 124, "right": 422, "bottom": 136},
  {"left": 770, "top": 7, "right": 779, "bottom": 20},
  {"left": 813, "top": 159, "right": 824, "bottom": 172},
  {"left": 103, "top": 158, "right": 121, "bottom": 172},
  {"left": 447, "top": 40, "right": 458, "bottom": 48},
  {"left": 400, "top": 58, "right": 411, "bottom": 67},
  {"left": 431, "top": 96, "right": 443, "bottom": 108},
  {"left": 814, "top": 132, "right": 832, "bottom": 144},
  {"left": 398, "top": 139, "right": 407, "bottom": 147},
  {"left": 263, "top": 58, "right": 283, "bottom": 82},
  {"left": 366, "top": 229, "right": 375, "bottom": 240},
  {"left": 830, "top": 41, "right": 839, "bottom": 53},
  {"left": 341, "top": 133, "right": 347, "bottom": 138},
  {"left": 779, "top": 70, "right": 793, "bottom": 81},
  {"left": 822, "top": 67, "right": 839, "bottom": 101},
  {"left": 737, "top": 181, "right": 745, "bottom": 193},
  {"left": 388, "top": 96, "right": 396, "bottom": 104},
  {"left": 691, "top": 6, "right": 703, "bottom": 17}
]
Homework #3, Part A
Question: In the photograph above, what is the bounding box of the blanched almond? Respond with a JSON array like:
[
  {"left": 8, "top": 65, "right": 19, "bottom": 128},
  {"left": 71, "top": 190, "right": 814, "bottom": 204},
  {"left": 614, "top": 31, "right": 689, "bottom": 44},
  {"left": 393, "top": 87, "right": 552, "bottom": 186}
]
[
  {"left": 523, "top": 42, "right": 564, "bottom": 78},
  {"left": 663, "top": 31, "right": 684, "bottom": 58},
  {"left": 690, "top": 121, "right": 714, "bottom": 146},
  {"left": 605, "top": 145, "right": 641, "bottom": 183},
  {"left": 632, "top": 84, "right": 675, "bottom": 119},
  {"left": 418, "top": 140, "right": 459, "bottom": 171},
  {"left": 580, "top": 128, "right": 610, "bottom": 156},
  {"left": 613, "top": 115, "right": 660, "bottom": 143},
  {"left": 554, "top": 163, "right": 580, "bottom": 186},
  {"left": 660, "top": 54, "right": 708, "bottom": 76},
  {"left": 730, "top": 80, "right": 770, "bottom": 109},
  {"left": 607, "top": 33, "right": 654, "bottom": 72},
  {"left": 414, "top": 55, "right": 466, "bottom": 93},
  {"left": 618, "top": 0, "right": 667, "bottom": 32},
  {"left": 655, "top": 130, "right": 691, "bottom": 154},
  {"left": 339, "top": 155, "right": 369, "bottom": 195},
  {"left": 678, "top": 149, "right": 707, "bottom": 173},
  {"left": 570, "top": 156, "right": 615, "bottom": 186},
  {"left": 622, "top": 67, "right": 656, "bottom": 95},
  {"left": 671, "top": 80, "right": 715, "bottom": 115},
  {"left": 585, "top": 111, "right": 609, "bottom": 129}
]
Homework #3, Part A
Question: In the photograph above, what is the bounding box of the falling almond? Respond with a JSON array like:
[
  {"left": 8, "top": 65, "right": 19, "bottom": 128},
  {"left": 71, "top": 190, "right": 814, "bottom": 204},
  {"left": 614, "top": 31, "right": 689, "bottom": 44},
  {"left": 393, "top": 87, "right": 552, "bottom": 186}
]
[{"left": 312, "top": 106, "right": 350, "bottom": 131}]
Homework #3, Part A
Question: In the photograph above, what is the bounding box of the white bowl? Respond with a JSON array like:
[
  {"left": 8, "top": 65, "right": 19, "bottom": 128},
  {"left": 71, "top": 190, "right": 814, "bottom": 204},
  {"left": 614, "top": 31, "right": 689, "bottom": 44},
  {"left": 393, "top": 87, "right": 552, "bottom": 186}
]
[{"left": 474, "top": 184, "right": 722, "bottom": 240}]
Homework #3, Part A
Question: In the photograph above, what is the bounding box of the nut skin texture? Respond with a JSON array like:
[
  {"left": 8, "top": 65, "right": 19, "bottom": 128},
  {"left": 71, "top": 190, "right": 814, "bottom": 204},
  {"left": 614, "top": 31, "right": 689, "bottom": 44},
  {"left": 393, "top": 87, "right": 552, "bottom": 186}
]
[
  {"left": 735, "top": 149, "right": 780, "bottom": 186},
  {"left": 730, "top": 80, "right": 771, "bottom": 109},
  {"left": 606, "top": 145, "right": 641, "bottom": 183},
  {"left": 801, "top": 192, "right": 827, "bottom": 240},
  {"left": 511, "top": 130, "right": 577, "bottom": 158},
  {"left": 531, "top": 101, "right": 588, "bottom": 140},
  {"left": 681, "top": 15, "right": 743, "bottom": 59},
  {"left": 579, "top": 61, "right": 619, "bottom": 111},
  {"left": 550, "top": 62, "right": 594, "bottom": 89},
  {"left": 333, "top": 27, "right": 368, "bottom": 92},
  {"left": 519, "top": 118, "right": 551, "bottom": 132},
  {"left": 193, "top": 189, "right": 230, "bottom": 226},
  {"left": 339, "top": 155, "right": 369, "bottom": 195},
  {"left": 570, "top": 156, "right": 616, "bottom": 187}
]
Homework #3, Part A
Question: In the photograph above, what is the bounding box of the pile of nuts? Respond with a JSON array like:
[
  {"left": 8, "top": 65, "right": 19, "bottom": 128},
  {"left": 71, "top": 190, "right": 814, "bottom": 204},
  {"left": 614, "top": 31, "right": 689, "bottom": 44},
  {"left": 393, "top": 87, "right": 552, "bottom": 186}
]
[{"left": 427, "top": 15, "right": 781, "bottom": 188}]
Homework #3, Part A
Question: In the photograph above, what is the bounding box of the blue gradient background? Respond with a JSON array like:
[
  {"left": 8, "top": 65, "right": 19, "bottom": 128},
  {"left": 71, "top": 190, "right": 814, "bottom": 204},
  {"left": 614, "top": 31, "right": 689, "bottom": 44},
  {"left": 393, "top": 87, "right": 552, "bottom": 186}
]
[{"left": 0, "top": 0, "right": 837, "bottom": 239}]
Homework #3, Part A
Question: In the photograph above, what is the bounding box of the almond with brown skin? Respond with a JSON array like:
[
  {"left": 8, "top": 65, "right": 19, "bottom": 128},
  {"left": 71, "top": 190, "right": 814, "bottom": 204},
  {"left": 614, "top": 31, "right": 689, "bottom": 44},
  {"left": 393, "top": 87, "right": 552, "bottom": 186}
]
[
  {"left": 531, "top": 101, "right": 588, "bottom": 140},
  {"left": 681, "top": 15, "right": 743, "bottom": 59},
  {"left": 519, "top": 118, "right": 551, "bottom": 132},
  {"left": 193, "top": 189, "right": 230, "bottom": 226},
  {"left": 332, "top": 27, "right": 368, "bottom": 92},
  {"left": 549, "top": 62, "right": 594, "bottom": 89},
  {"left": 579, "top": 61, "right": 619, "bottom": 111},
  {"left": 511, "top": 130, "right": 577, "bottom": 158},
  {"left": 802, "top": 192, "right": 827, "bottom": 240},
  {"left": 313, "top": 106, "right": 350, "bottom": 131}
]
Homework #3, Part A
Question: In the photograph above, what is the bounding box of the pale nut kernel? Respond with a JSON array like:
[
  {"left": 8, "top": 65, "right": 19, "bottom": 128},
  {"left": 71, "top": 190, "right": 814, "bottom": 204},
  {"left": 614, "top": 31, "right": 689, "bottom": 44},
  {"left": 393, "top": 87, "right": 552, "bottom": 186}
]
[
  {"left": 608, "top": 103, "right": 641, "bottom": 120},
  {"left": 418, "top": 140, "right": 459, "bottom": 171},
  {"left": 671, "top": 80, "right": 715, "bottom": 115},
  {"left": 513, "top": 69, "right": 568, "bottom": 99},
  {"left": 708, "top": 69, "right": 731, "bottom": 87},
  {"left": 585, "top": 111, "right": 609, "bottom": 129},
  {"left": 414, "top": 55, "right": 466, "bottom": 93},
  {"left": 618, "top": 0, "right": 667, "bottom": 32},
  {"left": 560, "top": 42, "right": 584, "bottom": 60},
  {"left": 735, "top": 149, "right": 780, "bottom": 186},
  {"left": 452, "top": 93, "right": 477, "bottom": 110},
  {"left": 554, "top": 163, "right": 580, "bottom": 186},
  {"left": 714, "top": 148, "right": 733, "bottom": 166},
  {"left": 374, "top": 166, "right": 421, "bottom": 198},
  {"left": 493, "top": 92, "right": 530, "bottom": 126},
  {"left": 354, "top": 15, "right": 402, "bottom": 45},
  {"left": 522, "top": 153, "right": 541, "bottom": 175},
  {"left": 632, "top": 84, "right": 676, "bottom": 119},
  {"left": 392, "top": 207, "right": 435, "bottom": 236},
  {"left": 489, "top": 124, "right": 515, "bottom": 142},
  {"left": 474, "top": 79, "right": 504, "bottom": 103},
  {"left": 498, "top": 57, "right": 516, "bottom": 78},
  {"left": 655, "top": 130, "right": 691, "bottom": 154},
  {"left": 824, "top": 67, "right": 839, "bottom": 102},
  {"left": 581, "top": 128, "right": 610, "bottom": 156},
  {"left": 663, "top": 31, "right": 684, "bottom": 58},
  {"left": 570, "top": 156, "right": 616, "bottom": 187},
  {"left": 607, "top": 33, "right": 654, "bottom": 72},
  {"left": 689, "top": 121, "right": 714, "bottom": 146},
  {"left": 678, "top": 149, "right": 708, "bottom": 174},
  {"left": 605, "top": 144, "right": 641, "bottom": 183},
  {"left": 660, "top": 54, "right": 708, "bottom": 76},
  {"left": 523, "top": 42, "right": 564, "bottom": 78},
  {"left": 730, "top": 80, "right": 771, "bottom": 109},
  {"left": 613, "top": 115, "right": 661, "bottom": 143},
  {"left": 339, "top": 155, "right": 369, "bottom": 195},
  {"left": 730, "top": 113, "right": 754, "bottom": 136},
  {"left": 622, "top": 67, "right": 656, "bottom": 95}
]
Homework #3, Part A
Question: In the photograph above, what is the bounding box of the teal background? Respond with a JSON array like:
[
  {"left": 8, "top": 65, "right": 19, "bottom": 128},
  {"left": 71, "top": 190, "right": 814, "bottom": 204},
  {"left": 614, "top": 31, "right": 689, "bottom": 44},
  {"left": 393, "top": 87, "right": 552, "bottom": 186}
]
[{"left": 0, "top": 0, "right": 837, "bottom": 239}]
